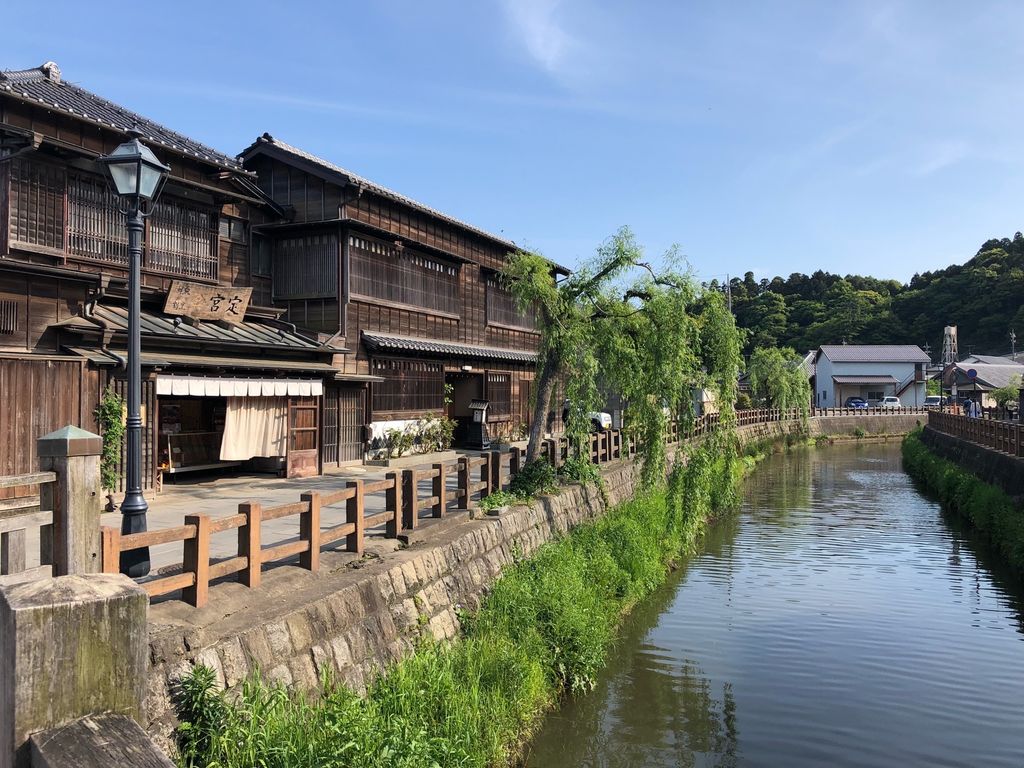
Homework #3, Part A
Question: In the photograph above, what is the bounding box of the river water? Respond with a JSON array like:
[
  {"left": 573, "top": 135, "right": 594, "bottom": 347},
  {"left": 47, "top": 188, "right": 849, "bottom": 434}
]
[{"left": 524, "top": 443, "right": 1024, "bottom": 768}]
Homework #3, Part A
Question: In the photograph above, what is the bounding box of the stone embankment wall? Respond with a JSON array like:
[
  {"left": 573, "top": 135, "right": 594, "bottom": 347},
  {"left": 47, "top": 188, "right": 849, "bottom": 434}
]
[
  {"left": 143, "top": 414, "right": 917, "bottom": 751},
  {"left": 919, "top": 426, "right": 1024, "bottom": 499}
]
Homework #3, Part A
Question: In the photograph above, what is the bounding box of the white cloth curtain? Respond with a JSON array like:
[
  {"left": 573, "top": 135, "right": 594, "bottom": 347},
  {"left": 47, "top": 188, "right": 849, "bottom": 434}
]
[{"left": 219, "top": 397, "right": 288, "bottom": 460}]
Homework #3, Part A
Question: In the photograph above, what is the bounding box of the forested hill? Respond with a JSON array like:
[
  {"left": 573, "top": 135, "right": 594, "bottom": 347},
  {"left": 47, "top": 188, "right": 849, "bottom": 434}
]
[{"left": 722, "top": 232, "right": 1024, "bottom": 357}]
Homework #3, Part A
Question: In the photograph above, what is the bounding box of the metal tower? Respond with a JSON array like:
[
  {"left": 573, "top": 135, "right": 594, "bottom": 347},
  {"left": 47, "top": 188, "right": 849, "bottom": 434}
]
[{"left": 941, "top": 325, "right": 958, "bottom": 367}]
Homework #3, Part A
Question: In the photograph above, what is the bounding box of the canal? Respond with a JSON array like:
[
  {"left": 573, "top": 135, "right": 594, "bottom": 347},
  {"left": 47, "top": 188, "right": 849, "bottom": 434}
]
[{"left": 524, "top": 443, "right": 1024, "bottom": 767}]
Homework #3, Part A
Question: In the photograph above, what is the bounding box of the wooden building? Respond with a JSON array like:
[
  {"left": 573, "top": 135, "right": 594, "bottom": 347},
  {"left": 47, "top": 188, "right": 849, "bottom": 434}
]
[
  {"left": 240, "top": 134, "right": 550, "bottom": 463},
  {"left": 0, "top": 61, "right": 550, "bottom": 494},
  {"left": 0, "top": 62, "right": 340, "bottom": 496}
]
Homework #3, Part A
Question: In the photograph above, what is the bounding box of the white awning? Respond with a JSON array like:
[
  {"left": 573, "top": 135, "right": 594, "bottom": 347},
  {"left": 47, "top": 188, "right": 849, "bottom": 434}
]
[{"left": 156, "top": 375, "right": 323, "bottom": 398}]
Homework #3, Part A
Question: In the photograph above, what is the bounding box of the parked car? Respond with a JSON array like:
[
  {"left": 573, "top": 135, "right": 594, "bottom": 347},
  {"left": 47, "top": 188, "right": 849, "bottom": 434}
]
[
  {"left": 562, "top": 401, "right": 612, "bottom": 432},
  {"left": 880, "top": 396, "right": 903, "bottom": 409},
  {"left": 844, "top": 397, "right": 868, "bottom": 409},
  {"left": 923, "top": 395, "right": 943, "bottom": 409}
]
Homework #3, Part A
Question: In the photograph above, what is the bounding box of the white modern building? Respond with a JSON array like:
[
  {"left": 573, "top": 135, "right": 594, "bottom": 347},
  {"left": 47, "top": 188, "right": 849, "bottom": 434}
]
[{"left": 813, "top": 345, "right": 931, "bottom": 407}]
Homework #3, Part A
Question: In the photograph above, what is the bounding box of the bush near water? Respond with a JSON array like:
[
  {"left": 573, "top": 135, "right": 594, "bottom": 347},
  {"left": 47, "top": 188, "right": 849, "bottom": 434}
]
[
  {"left": 902, "top": 429, "right": 1024, "bottom": 572},
  {"left": 175, "top": 441, "right": 749, "bottom": 768}
]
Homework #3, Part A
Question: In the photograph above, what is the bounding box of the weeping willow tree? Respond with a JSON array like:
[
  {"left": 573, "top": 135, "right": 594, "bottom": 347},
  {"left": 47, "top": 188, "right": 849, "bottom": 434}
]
[
  {"left": 746, "top": 346, "right": 812, "bottom": 413},
  {"left": 503, "top": 227, "right": 745, "bottom": 487}
]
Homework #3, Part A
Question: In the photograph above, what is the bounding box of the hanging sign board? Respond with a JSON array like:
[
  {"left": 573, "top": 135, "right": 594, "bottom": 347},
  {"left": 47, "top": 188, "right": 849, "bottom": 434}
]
[{"left": 163, "top": 281, "right": 251, "bottom": 324}]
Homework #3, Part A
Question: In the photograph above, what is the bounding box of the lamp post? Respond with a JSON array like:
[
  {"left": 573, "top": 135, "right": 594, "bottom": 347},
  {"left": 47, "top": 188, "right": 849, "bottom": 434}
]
[{"left": 97, "top": 127, "right": 170, "bottom": 577}]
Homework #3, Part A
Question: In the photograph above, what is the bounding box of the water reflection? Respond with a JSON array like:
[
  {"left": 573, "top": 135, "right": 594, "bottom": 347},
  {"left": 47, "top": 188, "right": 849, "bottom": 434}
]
[{"left": 525, "top": 444, "right": 1024, "bottom": 768}]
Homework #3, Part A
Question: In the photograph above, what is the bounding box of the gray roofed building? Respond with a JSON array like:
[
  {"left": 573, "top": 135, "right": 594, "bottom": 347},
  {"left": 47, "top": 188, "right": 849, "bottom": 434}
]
[
  {"left": 0, "top": 61, "right": 245, "bottom": 171},
  {"left": 817, "top": 344, "right": 932, "bottom": 364}
]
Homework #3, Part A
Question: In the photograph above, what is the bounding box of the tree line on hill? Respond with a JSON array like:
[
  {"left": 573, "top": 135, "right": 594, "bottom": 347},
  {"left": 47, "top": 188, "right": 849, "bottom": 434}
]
[{"left": 713, "top": 232, "right": 1024, "bottom": 358}]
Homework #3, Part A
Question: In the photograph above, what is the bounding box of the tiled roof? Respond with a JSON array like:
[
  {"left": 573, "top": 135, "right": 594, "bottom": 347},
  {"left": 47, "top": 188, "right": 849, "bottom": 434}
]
[
  {"left": 56, "top": 302, "right": 326, "bottom": 352},
  {"left": 962, "top": 354, "right": 1018, "bottom": 366},
  {"left": 362, "top": 331, "right": 537, "bottom": 363},
  {"left": 241, "top": 133, "right": 519, "bottom": 250},
  {"left": 0, "top": 62, "right": 245, "bottom": 171},
  {"left": 948, "top": 361, "right": 1024, "bottom": 390},
  {"left": 818, "top": 345, "right": 931, "bottom": 363},
  {"left": 832, "top": 375, "right": 899, "bottom": 385}
]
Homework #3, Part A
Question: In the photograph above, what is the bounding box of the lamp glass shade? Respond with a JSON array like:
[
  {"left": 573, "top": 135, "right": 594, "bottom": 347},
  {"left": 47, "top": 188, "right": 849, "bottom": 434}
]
[
  {"left": 99, "top": 137, "right": 170, "bottom": 201},
  {"left": 107, "top": 160, "right": 139, "bottom": 197}
]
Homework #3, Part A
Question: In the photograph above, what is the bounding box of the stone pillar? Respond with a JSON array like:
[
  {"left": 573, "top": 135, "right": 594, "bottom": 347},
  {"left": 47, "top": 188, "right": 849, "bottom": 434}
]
[
  {"left": 0, "top": 573, "right": 148, "bottom": 768},
  {"left": 37, "top": 426, "right": 103, "bottom": 576}
]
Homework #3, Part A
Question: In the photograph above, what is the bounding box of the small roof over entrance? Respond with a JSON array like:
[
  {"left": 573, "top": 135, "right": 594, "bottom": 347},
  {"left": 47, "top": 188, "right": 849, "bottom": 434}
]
[
  {"left": 362, "top": 331, "right": 537, "bottom": 364},
  {"left": 832, "top": 375, "right": 900, "bottom": 385}
]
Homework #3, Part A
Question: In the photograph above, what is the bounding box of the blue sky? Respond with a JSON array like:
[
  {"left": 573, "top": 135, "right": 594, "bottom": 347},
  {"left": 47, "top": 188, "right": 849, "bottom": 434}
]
[{"left": 6, "top": 1, "right": 1024, "bottom": 282}]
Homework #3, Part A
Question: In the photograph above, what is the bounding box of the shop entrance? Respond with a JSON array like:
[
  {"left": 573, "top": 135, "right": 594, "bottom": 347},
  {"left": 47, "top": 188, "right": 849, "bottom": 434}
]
[
  {"left": 322, "top": 385, "right": 365, "bottom": 468},
  {"left": 154, "top": 375, "right": 325, "bottom": 485},
  {"left": 445, "top": 371, "right": 483, "bottom": 447},
  {"left": 158, "top": 397, "right": 248, "bottom": 477}
]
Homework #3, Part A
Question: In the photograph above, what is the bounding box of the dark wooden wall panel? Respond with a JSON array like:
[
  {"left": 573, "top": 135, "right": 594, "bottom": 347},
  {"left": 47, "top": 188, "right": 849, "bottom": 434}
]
[{"left": 0, "top": 358, "right": 97, "bottom": 498}]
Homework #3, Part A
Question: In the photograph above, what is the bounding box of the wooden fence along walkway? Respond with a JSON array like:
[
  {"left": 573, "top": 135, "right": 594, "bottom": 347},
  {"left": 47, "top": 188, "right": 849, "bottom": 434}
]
[
  {"left": 99, "top": 405, "right": 928, "bottom": 608},
  {"left": 928, "top": 410, "right": 1024, "bottom": 458},
  {"left": 0, "top": 471, "right": 57, "bottom": 585}
]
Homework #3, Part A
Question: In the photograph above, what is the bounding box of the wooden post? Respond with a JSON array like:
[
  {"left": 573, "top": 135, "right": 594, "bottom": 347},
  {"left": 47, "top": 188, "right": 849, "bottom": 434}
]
[
  {"left": 480, "top": 453, "right": 491, "bottom": 499},
  {"left": 100, "top": 527, "right": 120, "bottom": 575},
  {"left": 545, "top": 438, "right": 560, "bottom": 469},
  {"left": 1, "top": 530, "right": 25, "bottom": 576},
  {"left": 299, "top": 491, "right": 321, "bottom": 572},
  {"left": 457, "top": 457, "right": 471, "bottom": 510},
  {"left": 510, "top": 446, "right": 521, "bottom": 478},
  {"left": 182, "top": 513, "right": 210, "bottom": 608},
  {"left": 432, "top": 463, "right": 447, "bottom": 518},
  {"left": 385, "top": 472, "right": 401, "bottom": 538},
  {"left": 490, "top": 450, "right": 502, "bottom": 493},
  {"left": 402, "top": 469, "right": 417, "bottom": 531},
  {"left": 37, "top": 425, "right": 103, "bottom": 576},
  {"left": 346, "top": 480, "right": 365, "bottom": 554},
  {"left": 238, "top": 502, "right": 262, "bottom": 589}
]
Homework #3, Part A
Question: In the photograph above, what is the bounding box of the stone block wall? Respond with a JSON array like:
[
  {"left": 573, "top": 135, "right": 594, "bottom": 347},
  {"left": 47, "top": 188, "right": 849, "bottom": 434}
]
[
  {"left": 145, "top": 461, "right": 642, "bottom": 752},
  {"left": 142, "top": 413, "right": 913, "bottom": 753}
]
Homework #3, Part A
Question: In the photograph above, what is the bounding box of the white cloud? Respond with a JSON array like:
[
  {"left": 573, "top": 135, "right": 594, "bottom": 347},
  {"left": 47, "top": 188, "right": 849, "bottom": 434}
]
[
  {"left": 499, "top": 0, "right": 575, "bottom": 75},
  {"left": 915, "top": 140, "right": 971, "bottom": 176}
]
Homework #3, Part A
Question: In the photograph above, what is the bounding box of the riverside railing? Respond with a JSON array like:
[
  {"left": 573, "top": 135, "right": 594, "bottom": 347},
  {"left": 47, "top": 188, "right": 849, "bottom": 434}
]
[
  {"left": 0, "top": 471, "right": 57, "bottom": 585},
  {"left": 927, "top": 410, "right": 1023, "bottom": 458},
  {"left": 101, "top": 405, "right": 923, "bottom": 608}
]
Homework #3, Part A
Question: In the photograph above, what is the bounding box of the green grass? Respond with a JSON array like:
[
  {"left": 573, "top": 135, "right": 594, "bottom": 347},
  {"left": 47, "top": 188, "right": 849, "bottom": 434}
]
[
  {"left": 902, "top": 429, "right": 1024, "bottom": 572},
  {"left": 176, "top": 441, "right": 747, "bottom": 768}
]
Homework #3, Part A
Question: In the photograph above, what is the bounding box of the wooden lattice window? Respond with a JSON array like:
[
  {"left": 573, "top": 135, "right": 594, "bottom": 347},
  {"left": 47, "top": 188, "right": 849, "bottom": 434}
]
[
  {"left": 487, "top": 372, "right": 511, "bottom": 418},
  {"left": 0, "top": 300, "right": 18, "bottom": 335},
  {"left": 485, "top": 276, "right": 536, "bottom": 329},
  {"left": 371, "top": 358, "right": 444, "bottom": 413},
  {"left": 10, "top": 158, "right": 66, "bottom": 250},
  {"left": 147, "top": 199, "right": 218, "bottom": 281},
  {"left": 273, "top": 233, "right": 338, "bottom": 299},
  {"left": 349, "top": 235, "right": 459, "bottom": 315},
  {"left": 68, "top": 174, "right": 128, "bottom": 265},
  {"left": 250, "top": 233, "right": 271, "bottom": 277}
]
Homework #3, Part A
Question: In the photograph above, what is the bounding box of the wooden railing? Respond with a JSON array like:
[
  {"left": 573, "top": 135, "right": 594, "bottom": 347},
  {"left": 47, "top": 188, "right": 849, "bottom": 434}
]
[
  {"left": 101, "top": 446, "right": 573, "bottom": 607},
  {"left": 927, "top": 411, "right": 1024, "bottom": 458},
  {"left": 103, "top": 404, "right": 929, "bottom": 608},
  {"left": 0, "top": 471, "right": 57, "bottom": 586},
  {"left": 810, "top": 406, "right": 931, "bottom": 417}
]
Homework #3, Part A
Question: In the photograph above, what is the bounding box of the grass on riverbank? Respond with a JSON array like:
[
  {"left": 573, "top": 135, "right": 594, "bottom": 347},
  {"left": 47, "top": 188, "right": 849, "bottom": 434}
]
[
  {"left": 175, "top": 440, "right": 749, "bottom": 768},
  {"left": 902, "top": 429, "right": 1024, "bottom": 572}
]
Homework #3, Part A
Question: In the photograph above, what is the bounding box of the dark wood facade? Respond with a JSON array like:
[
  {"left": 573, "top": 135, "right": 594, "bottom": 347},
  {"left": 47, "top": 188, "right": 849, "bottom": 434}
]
[
  {"left": 0, "top": 63, "right": 545, "bottom": 490},
  {"left": 241, "top": 136, "right": 542, "bottom": 437},
  {"left": 0, "top": 64, "right": 331, "bottom": 492}
]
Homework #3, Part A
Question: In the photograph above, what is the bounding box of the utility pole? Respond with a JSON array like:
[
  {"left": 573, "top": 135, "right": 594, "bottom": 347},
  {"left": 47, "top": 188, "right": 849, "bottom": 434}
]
[
  {"left": 726, "top": 273, "right": 732, "bottom": 313},
  {"left": 1011, "top": 329, "right": 1017, "bottom": 362}
]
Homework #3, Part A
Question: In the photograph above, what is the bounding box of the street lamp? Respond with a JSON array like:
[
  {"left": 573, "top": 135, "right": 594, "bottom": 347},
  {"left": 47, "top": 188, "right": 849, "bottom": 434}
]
[{"left": 98, "top": 127, "right": 170, "bottom": 577}]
